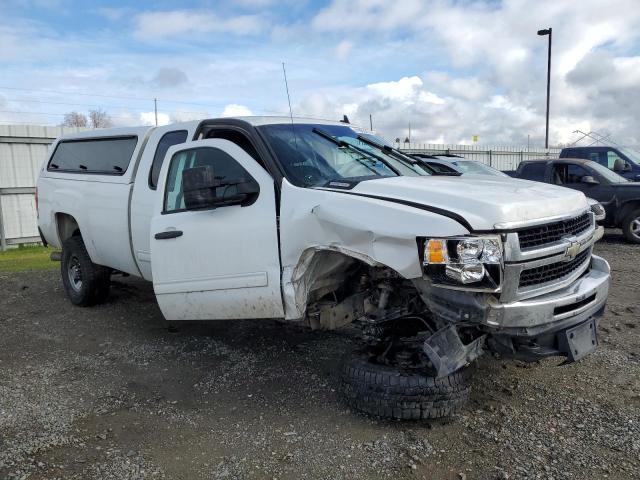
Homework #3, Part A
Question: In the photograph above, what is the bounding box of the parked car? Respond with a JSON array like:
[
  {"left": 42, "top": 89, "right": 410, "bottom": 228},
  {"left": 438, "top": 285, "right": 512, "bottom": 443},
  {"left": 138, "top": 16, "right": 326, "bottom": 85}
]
[
  {"left": 412, "top": 154, "right": 509, "bottom": 177},
  {"left": 560, "top": 146, "right": 640, "bottom": 181},
  {"left": 512, "top": 158, "right": 640, "bottom": 242},
  {"left": 37, "top": 117, "right": 610, "bottom": 420}
]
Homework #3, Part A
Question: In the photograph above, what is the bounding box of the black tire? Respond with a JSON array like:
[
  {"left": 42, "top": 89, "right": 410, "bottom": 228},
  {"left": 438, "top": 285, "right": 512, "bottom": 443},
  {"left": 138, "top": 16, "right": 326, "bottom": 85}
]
[
  {"left": 622, "top": 208, "right": 640, "bottom": 244},
  {"left": 61, "top": 236, "right": 111, "bottom": 306},
  {"left": 341, "top": 351, "right": 471, "bottom": 420}
]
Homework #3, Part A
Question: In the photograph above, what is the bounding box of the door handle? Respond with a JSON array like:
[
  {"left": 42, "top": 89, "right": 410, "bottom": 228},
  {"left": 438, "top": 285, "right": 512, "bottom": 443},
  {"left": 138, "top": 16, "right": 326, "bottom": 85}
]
[{"left": 154, "top": 230, "right": 183, "bottom": 240}]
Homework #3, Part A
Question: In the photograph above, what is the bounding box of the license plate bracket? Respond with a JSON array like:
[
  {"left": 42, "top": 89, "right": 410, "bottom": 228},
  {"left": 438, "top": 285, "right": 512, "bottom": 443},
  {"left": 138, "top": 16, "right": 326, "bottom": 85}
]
[{"left": 560, "top": 319, "right": 598, "bottom": 363}]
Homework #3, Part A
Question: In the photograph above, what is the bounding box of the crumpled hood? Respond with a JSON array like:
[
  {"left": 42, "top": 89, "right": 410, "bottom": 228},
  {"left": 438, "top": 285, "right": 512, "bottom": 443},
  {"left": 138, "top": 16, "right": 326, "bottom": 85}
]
[{"left": 350, "top": 175, "right": 589, "bottom": 231}]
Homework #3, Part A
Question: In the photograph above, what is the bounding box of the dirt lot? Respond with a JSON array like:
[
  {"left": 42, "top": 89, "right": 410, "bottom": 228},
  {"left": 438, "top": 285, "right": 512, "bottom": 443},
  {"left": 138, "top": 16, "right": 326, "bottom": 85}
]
[{"left": 1, "top": 231, "right": 639, "bottom": 480}]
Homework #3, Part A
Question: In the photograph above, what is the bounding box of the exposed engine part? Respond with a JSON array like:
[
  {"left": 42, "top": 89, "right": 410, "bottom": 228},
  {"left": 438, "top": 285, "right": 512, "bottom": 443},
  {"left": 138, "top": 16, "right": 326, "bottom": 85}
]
[
  {"left": 305, "top": 264, "right": 487, "bottom": 374},
  {"left": 307, "top": 291, "right": 367, "bottom": 330},
  {"left": 377, "top": 282, "right": 393, "bottom": 309}
]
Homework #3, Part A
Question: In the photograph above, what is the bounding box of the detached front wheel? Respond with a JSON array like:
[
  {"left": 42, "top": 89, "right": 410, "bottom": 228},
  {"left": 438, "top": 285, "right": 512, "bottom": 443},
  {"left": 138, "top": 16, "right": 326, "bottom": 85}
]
[
  {"left": 341, "top": 351, "right": 471, "bottom": 420},
  {"left": 61, "top": 236, "right": 111, "bottom": 306}
]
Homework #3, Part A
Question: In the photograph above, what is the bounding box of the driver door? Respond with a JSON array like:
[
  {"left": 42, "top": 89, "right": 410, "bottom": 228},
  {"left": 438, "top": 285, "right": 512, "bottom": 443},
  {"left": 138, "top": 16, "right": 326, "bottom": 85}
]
[
  {"left": 556, "top": 163, "right": 614, "bottom": 206},
  {"left": 150, "top": 139, "right": 284, "bottom": 320}
]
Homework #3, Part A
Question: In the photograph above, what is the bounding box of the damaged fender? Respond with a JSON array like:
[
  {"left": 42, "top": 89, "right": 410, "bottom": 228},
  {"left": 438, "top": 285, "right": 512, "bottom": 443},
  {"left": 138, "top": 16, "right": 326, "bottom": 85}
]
[{"left": 279, "top": 179, "right": 470, "bottom": 320}]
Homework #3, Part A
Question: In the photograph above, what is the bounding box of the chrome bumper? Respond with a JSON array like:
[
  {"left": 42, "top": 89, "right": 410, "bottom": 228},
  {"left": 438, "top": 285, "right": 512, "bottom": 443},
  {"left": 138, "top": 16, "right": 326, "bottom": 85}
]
[{"left": 485, "top": 255, "right": 610, "bottom": 335}]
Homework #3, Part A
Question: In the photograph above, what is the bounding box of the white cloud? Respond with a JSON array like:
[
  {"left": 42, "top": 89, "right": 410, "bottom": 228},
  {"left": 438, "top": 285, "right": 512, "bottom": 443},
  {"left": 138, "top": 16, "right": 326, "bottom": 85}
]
[
  {"left": 172, "top": 108, "right": 208, "bottom": 123},
  {"left": 139, "top": 111, "right": 170, "bottom": 126},
  {"left": 220, "top": 104, "right": 253, "bottom": 117},
  {"left": 134, "top": 10, "right": 266, "bottom": 40},
  {"left": 312, "top": 0, "right": 424, "bottom": 32},
  {"left": 333, "top": 40, "right": 353, "bottom": 61},
  {"left": 366, "top": 76, "right": 423, "bottom": 101}
]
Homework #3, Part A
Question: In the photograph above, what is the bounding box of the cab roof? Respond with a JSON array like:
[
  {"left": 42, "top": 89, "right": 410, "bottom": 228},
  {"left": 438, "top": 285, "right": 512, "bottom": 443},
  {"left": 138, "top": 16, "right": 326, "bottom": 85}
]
[{"left": 56, "top": 116, "right": 364, "bottom": 142}]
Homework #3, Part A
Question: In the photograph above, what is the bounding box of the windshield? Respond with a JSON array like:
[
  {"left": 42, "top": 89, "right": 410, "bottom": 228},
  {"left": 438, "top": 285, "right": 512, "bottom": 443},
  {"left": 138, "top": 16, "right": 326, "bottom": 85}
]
[
  {"left": 453, "top": 160, "right": 509, "bottom": 177},
  {"left": 258, "top": 123, "right": 428, "bottom": 187},
  {"left": 618, "top": 147, "right": 640, "bottom": 165},
  {"left": 588, "top": 161, "right": 629, "bottom": 183}
]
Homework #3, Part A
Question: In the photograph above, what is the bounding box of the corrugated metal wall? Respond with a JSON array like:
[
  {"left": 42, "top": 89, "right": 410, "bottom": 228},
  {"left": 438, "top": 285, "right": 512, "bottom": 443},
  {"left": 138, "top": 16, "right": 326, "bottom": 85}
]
[{"left": 0, "top": 125, "right": 86, "bottom": 246}]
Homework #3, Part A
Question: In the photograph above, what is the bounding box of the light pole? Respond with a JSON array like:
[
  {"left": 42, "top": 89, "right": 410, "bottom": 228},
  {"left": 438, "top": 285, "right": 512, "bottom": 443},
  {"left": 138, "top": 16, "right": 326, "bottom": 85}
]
[{"left": 537, "top": 27, "right": 552, "bottom": 148}]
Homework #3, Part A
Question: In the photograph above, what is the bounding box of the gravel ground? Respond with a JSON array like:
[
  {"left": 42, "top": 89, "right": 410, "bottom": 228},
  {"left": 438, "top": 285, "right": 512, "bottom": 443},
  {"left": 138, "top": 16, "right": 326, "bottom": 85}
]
[{"left": 0, "top": 230, "right": 638, "bottom": 480}]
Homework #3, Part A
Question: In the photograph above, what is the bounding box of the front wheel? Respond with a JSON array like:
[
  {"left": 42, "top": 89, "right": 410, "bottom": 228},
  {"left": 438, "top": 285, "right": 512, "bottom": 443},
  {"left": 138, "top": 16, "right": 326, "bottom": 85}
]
[
  {"left": 622, "top": 208, "right": 640, "bottom": 244},
  {"left": 340, "top": 351, "right": 471, "bottom": 420},
  {"left": 61, "top": 236, "right": 111, "bottom": 306}
]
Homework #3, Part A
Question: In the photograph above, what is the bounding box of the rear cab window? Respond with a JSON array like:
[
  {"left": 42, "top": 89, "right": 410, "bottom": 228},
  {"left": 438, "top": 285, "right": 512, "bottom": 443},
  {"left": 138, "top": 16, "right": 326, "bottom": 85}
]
[
  {"left": 149, "top": 130, "right": 189, "bottom": 189},
  {"left": 48, "top": 136, "right": 138, "bottom": 175}
]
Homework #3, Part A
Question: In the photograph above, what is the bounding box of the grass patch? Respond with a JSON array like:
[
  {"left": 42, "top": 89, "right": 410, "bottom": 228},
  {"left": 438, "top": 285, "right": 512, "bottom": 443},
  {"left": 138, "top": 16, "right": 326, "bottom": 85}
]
[{"left": 0, "top": 245, "right": 59, "bottom": 273}]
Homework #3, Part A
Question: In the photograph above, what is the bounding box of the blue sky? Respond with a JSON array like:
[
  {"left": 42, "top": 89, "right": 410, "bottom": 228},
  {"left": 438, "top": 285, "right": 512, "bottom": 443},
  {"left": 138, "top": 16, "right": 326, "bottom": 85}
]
[{"left": 2, "top": 0, "right": 640, "bottom": 146}]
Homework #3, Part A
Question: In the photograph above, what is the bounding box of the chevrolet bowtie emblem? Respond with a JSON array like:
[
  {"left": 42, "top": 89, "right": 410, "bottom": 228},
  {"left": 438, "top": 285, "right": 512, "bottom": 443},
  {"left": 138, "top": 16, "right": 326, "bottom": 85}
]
[{"left": 565, "top": 242, "right": 581, "bottom": 261}]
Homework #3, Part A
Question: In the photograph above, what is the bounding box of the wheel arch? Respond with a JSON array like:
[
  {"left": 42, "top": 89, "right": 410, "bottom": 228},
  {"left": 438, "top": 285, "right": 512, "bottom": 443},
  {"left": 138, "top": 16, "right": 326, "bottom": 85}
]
[
  {"left": 615, "top": 200, "right": 640, "bottom": 226},
  {"left": 281, "top": 245, "right": 405, "bottom": 321},
  {"left": 55, "top": 212, "right": 82, "bottom": 244}
]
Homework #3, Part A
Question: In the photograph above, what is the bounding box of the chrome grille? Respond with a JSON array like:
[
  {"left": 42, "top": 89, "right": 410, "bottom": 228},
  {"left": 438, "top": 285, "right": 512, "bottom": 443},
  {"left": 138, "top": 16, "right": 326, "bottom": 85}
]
[
  {"left": 517, "top": 212, "right": 592, "bottom": 250},
  {"left": 519, "top": 248, "right": 591, "bottom": 288}
]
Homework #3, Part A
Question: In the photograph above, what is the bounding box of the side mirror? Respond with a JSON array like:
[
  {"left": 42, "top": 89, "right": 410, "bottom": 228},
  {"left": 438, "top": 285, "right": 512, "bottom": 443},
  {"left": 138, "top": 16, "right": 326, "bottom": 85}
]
[
  {"left": 581, "top": 175, "right": 599, "bottom": 185},
  {"left": 624, "top": 162, "right": 632, "bottom": 172},
  {"left": 183, "top": 165, "right": 259, "bottom": 210}
]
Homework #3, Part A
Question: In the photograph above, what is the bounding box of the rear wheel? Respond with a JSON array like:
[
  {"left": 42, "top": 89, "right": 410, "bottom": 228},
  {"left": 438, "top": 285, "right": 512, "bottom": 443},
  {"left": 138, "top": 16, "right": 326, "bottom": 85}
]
[
  {"left": 622, "top": 208, "right": 640, "bottom": 244},
  {"left": 61, "top": 236, "right": 111, "bottom": 306},
  {"left": 341, "top": 350, "right": 471, "bottom": 420}
]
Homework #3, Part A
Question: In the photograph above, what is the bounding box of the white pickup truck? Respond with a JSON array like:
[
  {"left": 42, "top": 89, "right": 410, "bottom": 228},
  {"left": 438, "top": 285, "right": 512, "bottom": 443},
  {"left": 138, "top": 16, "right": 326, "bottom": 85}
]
[{"left": 37, "top": 117, "right": 611, "bottom": 420}]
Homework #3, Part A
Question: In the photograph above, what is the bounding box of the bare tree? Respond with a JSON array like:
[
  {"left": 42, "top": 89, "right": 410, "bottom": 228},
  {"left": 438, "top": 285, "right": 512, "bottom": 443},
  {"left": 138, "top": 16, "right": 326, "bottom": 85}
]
[
  {"left": 62, "top": 111, "right": 88, "bottom": 127},
  {"left": 88, "top": 109, "right": 113, "bottom": 128}
]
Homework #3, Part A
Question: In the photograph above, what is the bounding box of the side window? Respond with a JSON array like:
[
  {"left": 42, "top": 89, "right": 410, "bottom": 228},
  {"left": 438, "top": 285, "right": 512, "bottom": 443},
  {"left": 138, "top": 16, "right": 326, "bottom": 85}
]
[
  {"left": 565, "top": 164, "right": 591, "bottom": 184},
  {"left": 149, "top": 130, "right": 188, "bottom": 189},
  {"left": 520, "top": 162, "right": 546, "bottom": 181},
  {"left": 588, "top": 152, "right": 600, "bottom": 163},
  {"left": 606, "top": 150, "right": 623, "bottom": 169},
  {"left": 164, "top": 147, "right": 255, "bottom": 213}
]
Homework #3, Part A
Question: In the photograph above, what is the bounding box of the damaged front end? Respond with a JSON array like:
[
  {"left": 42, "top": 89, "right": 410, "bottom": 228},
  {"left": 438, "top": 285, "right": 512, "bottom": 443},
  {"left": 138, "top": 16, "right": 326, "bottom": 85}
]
[
  {"left": 413, "top": 211, "right": 610, "bottom": 374},
  {"left": 292, "top": 204, "right": 610, "bottom": 379}
]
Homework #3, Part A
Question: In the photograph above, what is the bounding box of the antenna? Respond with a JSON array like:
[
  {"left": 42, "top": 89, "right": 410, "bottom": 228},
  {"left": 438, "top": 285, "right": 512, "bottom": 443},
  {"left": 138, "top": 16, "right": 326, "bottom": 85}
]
[
  {"left": 282, "top": 62, "right": 295, "bottom": 126},
  {"left": 282, "top": 62, "right": 299, "bottom": 151}
]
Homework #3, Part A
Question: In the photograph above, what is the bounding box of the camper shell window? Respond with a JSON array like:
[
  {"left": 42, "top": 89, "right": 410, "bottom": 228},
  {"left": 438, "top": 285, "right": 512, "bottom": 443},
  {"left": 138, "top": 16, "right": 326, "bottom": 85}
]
[{"left": 47, "top": 136, "right": 138, "bottom": 175}]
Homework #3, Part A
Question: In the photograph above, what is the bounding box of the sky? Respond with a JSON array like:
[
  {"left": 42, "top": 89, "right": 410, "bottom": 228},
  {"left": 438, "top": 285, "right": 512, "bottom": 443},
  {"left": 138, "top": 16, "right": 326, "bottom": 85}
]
[{"left": 1, "top": 0, "right": 639, "bottom": 147}]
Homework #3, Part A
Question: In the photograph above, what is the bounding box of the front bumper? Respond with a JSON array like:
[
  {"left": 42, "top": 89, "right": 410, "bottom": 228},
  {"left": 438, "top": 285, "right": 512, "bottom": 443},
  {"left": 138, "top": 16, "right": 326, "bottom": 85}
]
[
  {"left": 486, "top": 255, "right": 609, "bottom": 332},
  {"left": 484, "top": 255, "right": 610, "bottom": 361}
]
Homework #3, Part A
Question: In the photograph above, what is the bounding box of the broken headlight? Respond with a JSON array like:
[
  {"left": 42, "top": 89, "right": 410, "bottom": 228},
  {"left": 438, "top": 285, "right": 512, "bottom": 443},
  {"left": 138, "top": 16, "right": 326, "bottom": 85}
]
[{"left": 422, "top": 236, "right": 503, "bottom": 291}]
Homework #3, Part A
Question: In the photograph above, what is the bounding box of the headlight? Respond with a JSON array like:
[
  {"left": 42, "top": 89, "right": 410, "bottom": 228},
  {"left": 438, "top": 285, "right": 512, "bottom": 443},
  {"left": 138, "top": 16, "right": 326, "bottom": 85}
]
[
  {"left": 587, "top": 198, "right": 606, "bottom": 222},
  {"left": 422, "top": 236, "right": 503, "bottom": 291}
]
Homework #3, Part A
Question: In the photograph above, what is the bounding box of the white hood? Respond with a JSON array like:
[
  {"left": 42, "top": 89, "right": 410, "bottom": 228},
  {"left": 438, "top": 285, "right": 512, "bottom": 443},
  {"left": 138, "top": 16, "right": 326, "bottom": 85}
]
[{"left": 349, "top": 175, "right": 588, "bottom": 231}]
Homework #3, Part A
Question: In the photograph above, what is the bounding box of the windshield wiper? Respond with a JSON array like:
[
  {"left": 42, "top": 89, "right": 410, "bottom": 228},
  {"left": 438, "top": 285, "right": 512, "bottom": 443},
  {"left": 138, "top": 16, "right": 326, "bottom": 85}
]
[
  {"left": 356, "top": 135, "right": 418, "bottom": 165},
  {"left": 312, "top": 128, "right": 401, "bottom": 175},
  {"left": 355, "top": 134, "right": 445, "bottom": 175}
]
